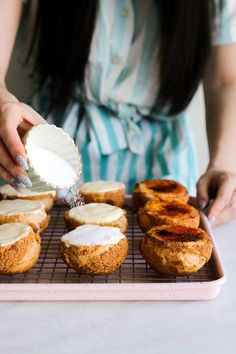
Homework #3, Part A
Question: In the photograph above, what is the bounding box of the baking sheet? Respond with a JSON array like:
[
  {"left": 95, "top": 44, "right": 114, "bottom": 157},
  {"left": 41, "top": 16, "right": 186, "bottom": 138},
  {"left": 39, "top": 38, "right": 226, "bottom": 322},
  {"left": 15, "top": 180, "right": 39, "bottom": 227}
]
[{"left": 0, "top": 197, "right": 226, "bottom": 300}]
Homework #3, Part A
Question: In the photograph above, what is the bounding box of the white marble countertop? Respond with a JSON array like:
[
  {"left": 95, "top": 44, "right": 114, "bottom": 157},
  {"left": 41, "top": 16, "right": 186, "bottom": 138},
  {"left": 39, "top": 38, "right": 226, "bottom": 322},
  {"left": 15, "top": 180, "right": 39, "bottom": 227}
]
[{"left": 0, "top": 220, "right": 235, "bottom": 354}]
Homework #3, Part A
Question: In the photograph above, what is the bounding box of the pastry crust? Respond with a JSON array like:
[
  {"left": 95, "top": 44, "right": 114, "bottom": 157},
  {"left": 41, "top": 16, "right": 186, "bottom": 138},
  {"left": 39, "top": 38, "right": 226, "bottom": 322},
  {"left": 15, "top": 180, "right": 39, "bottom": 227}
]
[
  {"left": 0, "top": 186, "right": 56, "bottom": 212},
  {"left": 80, "top": 189, "right": 125, "bottom": 207},
  {"left": 0, "top": 194, "right": 56, "bottom": 212},
  {"left": 79, "top": 180, "right": 125, "bottom": 207},
  {"left": 132, "top": 179, "right": 189, "bottom": 209},
  {"left": 138, "top": 200, "right": 200, "bottom": 233},
  {"left": 0, "top": 213, "right": 50, "bottom": 234},
  {"left": 0, "top": 199, "right": 50, "bottom": 234},
  {"left": 65, "top": 212, "right": 127, "bottom": 234},
  {"left": 0, "top": 226, "right": 41, "bottom": 274},
  {"left": 61, "top": 237, "right": 128, "bottom": 275},
  {"left": 139, "top": 225, "right": 213, "bottom": 276}
]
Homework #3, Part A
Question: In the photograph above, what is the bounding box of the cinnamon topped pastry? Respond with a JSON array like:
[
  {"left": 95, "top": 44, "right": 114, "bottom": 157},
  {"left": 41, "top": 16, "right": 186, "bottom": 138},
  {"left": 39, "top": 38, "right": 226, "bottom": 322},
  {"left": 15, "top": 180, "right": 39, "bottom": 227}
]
[
  {"left": 132, "top": 179, "right": 189, "bottom": 209},
  {"left": 138, "top": 200, "right": 200, "bottom": 233},
  {"left": 139, "top": 225, "right": 213, "bottom": 275}
]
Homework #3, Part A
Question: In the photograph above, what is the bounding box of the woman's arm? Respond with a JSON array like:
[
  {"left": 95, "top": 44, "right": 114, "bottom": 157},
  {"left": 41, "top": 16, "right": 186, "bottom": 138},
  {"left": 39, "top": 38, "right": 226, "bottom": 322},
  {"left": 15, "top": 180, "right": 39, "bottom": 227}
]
[
  {"left": 197, "top": 44, "right": 236, "bottom": 225},
  {"left": 0, "top": 0, "right": 45, "bottom": 188},
  {"left": 0, "top": 0, "right": 22, "bottom": 83}
]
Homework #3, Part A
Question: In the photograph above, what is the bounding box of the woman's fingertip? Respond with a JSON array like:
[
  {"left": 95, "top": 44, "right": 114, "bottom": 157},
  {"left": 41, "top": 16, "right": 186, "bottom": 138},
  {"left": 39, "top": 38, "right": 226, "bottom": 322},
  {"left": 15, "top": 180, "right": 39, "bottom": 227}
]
[
  {"left": 208, "top": 215, "right": 216, "bottom": 225},
  {"left": 197, "top": 199, "right": 207, "bottom": 210},
  {"left": 16, "top": 173, "right": 32, "bottom": 188},
  {"left": 9, "top": 177, "right": 24, "bottom": 190},
  {"left": 15, "top": 155, "right": 29, "bottom": 171}
]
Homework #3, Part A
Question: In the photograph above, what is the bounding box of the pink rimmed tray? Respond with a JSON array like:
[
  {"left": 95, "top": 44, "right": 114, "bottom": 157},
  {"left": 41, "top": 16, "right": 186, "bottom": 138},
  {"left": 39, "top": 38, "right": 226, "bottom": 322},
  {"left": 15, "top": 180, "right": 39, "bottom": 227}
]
[{"left": 0, "top": 197, "right": 226, "bottom": 301}]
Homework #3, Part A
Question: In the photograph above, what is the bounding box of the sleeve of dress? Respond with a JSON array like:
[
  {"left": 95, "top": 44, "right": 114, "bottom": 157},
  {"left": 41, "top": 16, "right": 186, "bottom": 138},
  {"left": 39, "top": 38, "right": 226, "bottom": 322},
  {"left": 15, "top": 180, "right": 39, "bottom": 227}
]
[{"left": 213, "top": 0, "right": 236, "bottom": 45}]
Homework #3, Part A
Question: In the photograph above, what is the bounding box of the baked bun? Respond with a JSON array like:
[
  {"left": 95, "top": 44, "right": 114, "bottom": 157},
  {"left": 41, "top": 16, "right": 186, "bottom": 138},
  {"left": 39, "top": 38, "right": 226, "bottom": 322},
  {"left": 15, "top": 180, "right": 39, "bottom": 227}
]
[
  {"left": 79, "top": 180, "right": 125, "bottom": 207},
  {"left": 139, "top": 225, "right": 213, "bottom": 276},
  {"left": 61, "top": 224, "right": 128, "bottom": 275},
  {"left": 0, "top": 223, "right": 40, "bottom": 274},
  {"left": 0, "top": 184, "right": 56, "bottom": 212},
  {"left": 132, "top": 179, "right": 189, "bottom": 209},
  {"left": 65, "top": 203, "right": 128, "bottom": 233},
  {"left": 138, "top": 200, "right": 200, "bottom": 233},
  {"left": 0, "top": 199, "right": 50, "bottom": 233}
]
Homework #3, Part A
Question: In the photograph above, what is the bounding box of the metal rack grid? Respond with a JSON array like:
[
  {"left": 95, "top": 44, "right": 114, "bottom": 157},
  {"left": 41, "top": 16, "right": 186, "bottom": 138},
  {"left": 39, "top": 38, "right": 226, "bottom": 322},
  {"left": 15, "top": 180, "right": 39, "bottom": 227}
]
[{"left": 0, "top": 203, "right": 218, "bottom": 285}]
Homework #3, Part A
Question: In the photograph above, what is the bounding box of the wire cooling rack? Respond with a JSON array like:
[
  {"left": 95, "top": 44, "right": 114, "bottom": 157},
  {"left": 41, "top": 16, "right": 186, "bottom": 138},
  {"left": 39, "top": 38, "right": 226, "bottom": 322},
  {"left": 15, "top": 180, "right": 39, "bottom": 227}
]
[{"left": 0, "top": 203, "right": 219, "bottom": 286}]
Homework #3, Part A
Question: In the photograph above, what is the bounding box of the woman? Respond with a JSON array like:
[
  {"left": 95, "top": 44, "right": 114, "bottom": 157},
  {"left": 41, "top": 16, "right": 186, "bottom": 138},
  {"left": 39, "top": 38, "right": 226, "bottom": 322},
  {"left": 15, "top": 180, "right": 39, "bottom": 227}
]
[{"left": 0, "top": 0, "right": 236, "bottom": 226}]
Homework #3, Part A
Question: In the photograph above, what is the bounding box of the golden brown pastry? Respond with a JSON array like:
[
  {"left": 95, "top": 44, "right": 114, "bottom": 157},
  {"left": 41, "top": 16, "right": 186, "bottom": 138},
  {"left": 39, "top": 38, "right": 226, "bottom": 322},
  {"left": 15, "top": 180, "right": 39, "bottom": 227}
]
[
  {"left": 79, "top": 180, "right": 125, "bottom": 207},
  {"left": 139, "top": 225, "right": 213, "bottom": 276},
  {"left": 0, "top": 184, "right": 57, "bottom": 212},
  {"left": 138, "top": 200, "right": 200, "bottom": 233},
  {"left": 0, "top": 223, "right": 40, "bottom": 274},
  {"left": 132, "top": 179, "right": 189, "bottom": 209},
  {"left": 64, "top": 203, "right": 128, "bottom": 233},
  {"left": 61, "top": 224, "right": 128, "bottom": 275},
  {"left": 0, "top": 199, "right": 50, "bottom": 233}
]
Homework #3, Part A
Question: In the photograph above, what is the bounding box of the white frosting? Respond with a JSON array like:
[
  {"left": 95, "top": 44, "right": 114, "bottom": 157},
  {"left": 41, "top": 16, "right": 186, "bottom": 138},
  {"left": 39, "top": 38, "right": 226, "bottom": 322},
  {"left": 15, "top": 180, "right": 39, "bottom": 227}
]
[
  {"left": 0, "top": 184, "right": 56, "bottom": 198},
  {"left": 0, "top": 223, "right": 31, "bottom": 246},
  {"left": 0, "top": 199, "right": 46, "bottom": 216},
  {"left": 67, "top": 203, "right": 124, "bottom": 223},
  {"left": 27, "top": 145, "right": 77, "bottom": 187},
  {"left": 79, "top": 180, "right": 125, "bottom": 193},
  {"left": 61, "top": 224, "right": 125, "bottom": 246}
]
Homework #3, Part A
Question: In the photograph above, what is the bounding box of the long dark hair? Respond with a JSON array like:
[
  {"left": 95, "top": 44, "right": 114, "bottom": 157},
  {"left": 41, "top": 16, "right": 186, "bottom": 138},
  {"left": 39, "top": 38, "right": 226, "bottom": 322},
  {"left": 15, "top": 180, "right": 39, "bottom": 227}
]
[{"left": 29, "top": 0, "right": 221, "bottom": 115}]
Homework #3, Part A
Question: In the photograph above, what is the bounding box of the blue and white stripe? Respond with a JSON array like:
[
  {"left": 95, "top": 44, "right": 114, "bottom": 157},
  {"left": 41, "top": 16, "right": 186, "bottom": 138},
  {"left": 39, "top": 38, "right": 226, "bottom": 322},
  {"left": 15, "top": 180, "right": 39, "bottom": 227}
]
[{"left": 31, "top": 0, "right": 236, "bottom": 194}]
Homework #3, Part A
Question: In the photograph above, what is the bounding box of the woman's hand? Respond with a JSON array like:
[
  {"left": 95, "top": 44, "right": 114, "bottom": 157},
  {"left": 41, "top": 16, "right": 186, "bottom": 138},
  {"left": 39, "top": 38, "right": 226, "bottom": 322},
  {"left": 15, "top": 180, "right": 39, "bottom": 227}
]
[
  {"left": 202, "top": 44, "right": 236, "bottom": 226},
  {"left": 197, "top": 166, "right": 236, "bottom": 226},
  {"left": 0, "top": 87, "right": 46, "bottom": 188}
]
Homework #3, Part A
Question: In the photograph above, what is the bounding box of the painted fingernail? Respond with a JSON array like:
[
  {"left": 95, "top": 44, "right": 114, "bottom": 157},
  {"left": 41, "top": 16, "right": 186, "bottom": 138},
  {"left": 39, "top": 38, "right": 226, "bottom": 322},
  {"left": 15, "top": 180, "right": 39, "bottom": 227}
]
[
  {"left": 16, "top": 173, "right": 32, "bottom": 188},
  {"left": 15, "top": 155, "right": 29, "bottom": 171},
  {"left": 209, "top": 216, "right": 216, "bottom": 225},
  {"left": 9, "top": 178, "right": 24, "bottom": 189},
  {"left": 198, "top": 200, "right": 207, "bottom": 210}
]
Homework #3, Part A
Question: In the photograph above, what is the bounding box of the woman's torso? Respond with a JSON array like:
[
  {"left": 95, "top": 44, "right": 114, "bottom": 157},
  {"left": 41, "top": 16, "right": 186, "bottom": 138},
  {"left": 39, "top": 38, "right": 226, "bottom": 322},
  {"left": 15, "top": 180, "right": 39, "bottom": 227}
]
[{"left": 30, "top": 0, "right": 199, "bottom": 193}]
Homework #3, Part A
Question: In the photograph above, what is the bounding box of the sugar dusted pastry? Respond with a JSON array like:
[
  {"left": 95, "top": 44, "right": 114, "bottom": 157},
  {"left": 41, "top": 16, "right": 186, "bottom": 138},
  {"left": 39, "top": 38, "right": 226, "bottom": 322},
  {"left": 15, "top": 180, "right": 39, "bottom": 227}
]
[
  {"left": 132, "top": 179, "right": 189, "bottom": 209},
  {"left": 61, "top": 224, "right": 128, "bottom": 275},
  {"left": 79, "top": 180, "right": 125, "bottom": 207},
  {"left": 0, "top": 223, "right": 40, "bottom": 274},
  {"left": 64, "top": 203, "right": 128, "bottom": 233},
  {"left": 139, "top": 225, "right": 213, "bottom": 276},
  {"left": 138, "top": 200, "right": 200, "bottom": 233},
  {"left": 0, "top": 184, "right": 56, "bottom": 212},
  {"left": 0, "top": 199, "right": 50, "bottom": 233}
]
